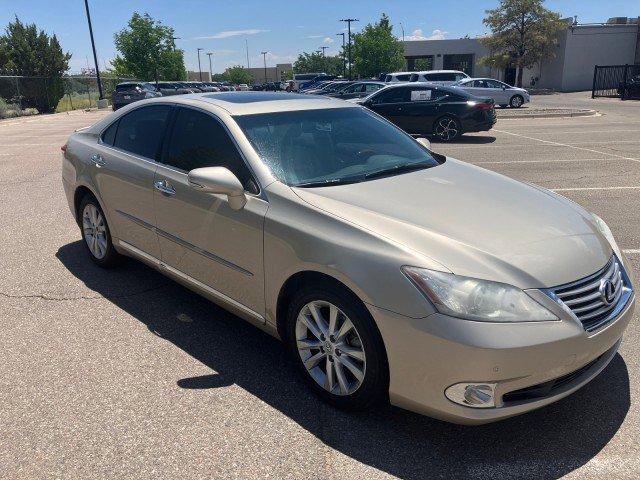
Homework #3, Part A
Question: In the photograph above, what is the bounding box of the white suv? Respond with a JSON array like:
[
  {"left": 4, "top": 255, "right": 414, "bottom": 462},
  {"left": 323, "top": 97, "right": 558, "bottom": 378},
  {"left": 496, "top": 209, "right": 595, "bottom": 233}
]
[
  {"left": 384, "top": 72, "right": 413, "bottom": 83},
  {"left": 409, "top": 70, "right": 469, "bottom": 86}
]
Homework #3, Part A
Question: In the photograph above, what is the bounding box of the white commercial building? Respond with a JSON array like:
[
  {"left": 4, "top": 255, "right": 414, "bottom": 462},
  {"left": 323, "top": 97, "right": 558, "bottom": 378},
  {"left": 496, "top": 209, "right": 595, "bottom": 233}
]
[{"left": 402, "top": 17, "right": 640, "bottom": 91}]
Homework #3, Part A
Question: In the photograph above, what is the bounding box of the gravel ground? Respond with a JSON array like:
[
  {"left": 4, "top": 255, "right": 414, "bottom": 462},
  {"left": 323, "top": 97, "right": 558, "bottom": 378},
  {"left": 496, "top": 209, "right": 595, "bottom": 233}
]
[{"left": 0, "top": 92, "right": 639, "bottom": 479}]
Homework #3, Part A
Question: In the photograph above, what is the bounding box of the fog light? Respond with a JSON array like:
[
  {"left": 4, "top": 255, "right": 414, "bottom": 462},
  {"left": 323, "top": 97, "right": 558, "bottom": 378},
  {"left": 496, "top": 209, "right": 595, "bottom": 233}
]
[{"left": 445, "top": 382, "right": 497, "bottom": 408}]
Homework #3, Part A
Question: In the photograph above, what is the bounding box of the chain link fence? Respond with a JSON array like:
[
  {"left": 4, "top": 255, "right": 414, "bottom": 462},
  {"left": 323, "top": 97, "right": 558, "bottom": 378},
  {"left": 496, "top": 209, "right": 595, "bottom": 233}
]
[{"left": 0, "top": 75, "right": 136, "bottom": 119}]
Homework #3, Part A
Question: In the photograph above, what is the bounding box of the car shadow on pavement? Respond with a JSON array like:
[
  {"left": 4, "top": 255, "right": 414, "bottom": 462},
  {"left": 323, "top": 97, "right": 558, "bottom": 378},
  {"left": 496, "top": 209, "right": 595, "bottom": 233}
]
[{"left": 57, "top": 240, "right": 630, "bottom": 480}]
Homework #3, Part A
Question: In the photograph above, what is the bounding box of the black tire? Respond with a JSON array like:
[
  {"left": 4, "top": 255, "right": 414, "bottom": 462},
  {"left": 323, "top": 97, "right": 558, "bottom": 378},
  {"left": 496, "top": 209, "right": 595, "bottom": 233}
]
[
  {"left": 498, "top": 104, "right": 508, "bottom": 109},
  {"left": 285, "top": 283, "right": 389, "bottom": 410},
  {"left": 78, "top": 194, "right": 120, "bottom": 268},
  {"left": 433, "top": 115, "right": 461, "bottom": 142},
  {"left": 509, "top": 95, "right": 524, "bottom": 108}
]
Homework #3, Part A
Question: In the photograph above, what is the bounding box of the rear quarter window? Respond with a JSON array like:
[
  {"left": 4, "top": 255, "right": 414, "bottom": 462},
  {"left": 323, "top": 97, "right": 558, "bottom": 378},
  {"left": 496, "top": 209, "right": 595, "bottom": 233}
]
[{"left": 101, "top": 121, "right": 118, "bottom": 146}]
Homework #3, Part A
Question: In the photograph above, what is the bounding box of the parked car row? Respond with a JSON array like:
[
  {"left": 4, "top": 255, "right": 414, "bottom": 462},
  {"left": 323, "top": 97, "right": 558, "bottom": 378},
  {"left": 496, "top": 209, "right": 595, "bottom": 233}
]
[
  {"left": 112, "top": 80, "right": 248, "bottom": 110},
  {"left": 297, "top": 78, "right": 496, "bottom": 141},
  {"left": 382, "top": 70, "right": 530, "bottom": 108}
]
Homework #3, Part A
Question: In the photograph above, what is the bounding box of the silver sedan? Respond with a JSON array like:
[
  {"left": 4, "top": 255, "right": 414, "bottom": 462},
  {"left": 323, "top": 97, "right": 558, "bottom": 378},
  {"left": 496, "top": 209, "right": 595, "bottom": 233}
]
[
  {"left": 455, "top": 78, "right": 530, "bottom": 108},
  {"left": 62, "top": 92, "right": 634, "bottom": 424}
]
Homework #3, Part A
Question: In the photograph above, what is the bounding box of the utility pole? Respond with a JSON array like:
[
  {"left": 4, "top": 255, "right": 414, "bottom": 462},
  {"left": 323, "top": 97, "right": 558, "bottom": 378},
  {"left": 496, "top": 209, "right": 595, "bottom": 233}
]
[
  {"left": 337, "top": 32, "right": 345, "bottom": 78},
  {"left": 83, "top": 0, "right": 103, "bottom": 100},
  {"left": 171, "top": 36, "right": 181, "bottom": 51},
  {"left": 319, "top": 46, "right": 328, "bottom": 56},
  {"left": 245, "top": 39, "right": 250, "bottom": 69},
  {"left": 399, "top": 22, "right": 405, "bottom": 42},
  {"left": 340, "top": 18, "right": 359, "bottom": 80},
  {"left": 261, "top": 51, "right": 268, "bottom": 84},
  {"left": 197, "top": 48, "right": 203, "bottom": 81},
  {"left": 207, "top": 52, "right": 213, "bottom": 81}
]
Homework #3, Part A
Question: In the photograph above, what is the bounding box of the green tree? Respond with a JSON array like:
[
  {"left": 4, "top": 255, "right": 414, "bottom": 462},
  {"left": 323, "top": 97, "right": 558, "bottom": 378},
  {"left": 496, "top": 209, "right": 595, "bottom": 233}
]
[
  {"left": 111, "top": 12, "right": 186, "bottom": 81},
  {"left": 293, "top": 51, "right": 344, "bottom": 76},
  {"left": 0, "top": 17, "right": 71, "bottom": 112},
  {"left": 223, "top": 65, "right": 253, "bottom": 84},
  {"left": 351, "top": 14, "right": 405, "bottom": 79},
  {"left": 479, "top": 0, "right": 566, "bottom": 87}
]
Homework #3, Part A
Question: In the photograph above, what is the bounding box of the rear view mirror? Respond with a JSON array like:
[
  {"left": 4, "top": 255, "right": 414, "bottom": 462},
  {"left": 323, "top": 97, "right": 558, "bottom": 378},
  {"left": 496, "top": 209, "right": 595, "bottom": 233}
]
[
  {"left": 188, "top": 166, "right": 247, "bottom": 210},
  {"left": 416, "top": 137, "right": 431, "bottom": 150}
]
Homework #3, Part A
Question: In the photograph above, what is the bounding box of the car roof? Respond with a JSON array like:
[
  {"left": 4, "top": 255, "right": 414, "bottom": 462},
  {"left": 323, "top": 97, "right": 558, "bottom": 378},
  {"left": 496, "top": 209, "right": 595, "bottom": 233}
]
[
  {"left": 375, "top": 82, "right": 472, "bottom": 95},
  {"left": 158, "top": 92, "right": 358, "bottom": 115},
  {"left": 412, "top": 70, "right": 468, "bottom": 74}
]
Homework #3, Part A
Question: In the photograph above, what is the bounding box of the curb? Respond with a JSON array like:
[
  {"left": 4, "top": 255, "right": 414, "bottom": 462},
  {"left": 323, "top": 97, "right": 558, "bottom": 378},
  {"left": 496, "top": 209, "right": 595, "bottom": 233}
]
[{"left": 498, "top": 109, "right": 597, "bottom": 119}]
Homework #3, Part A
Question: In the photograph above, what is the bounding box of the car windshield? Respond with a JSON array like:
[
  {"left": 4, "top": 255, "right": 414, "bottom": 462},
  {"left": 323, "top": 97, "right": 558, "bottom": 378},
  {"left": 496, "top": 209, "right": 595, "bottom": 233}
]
[{"left": 235, "top": 108, "right": 440, "bottom": 187}]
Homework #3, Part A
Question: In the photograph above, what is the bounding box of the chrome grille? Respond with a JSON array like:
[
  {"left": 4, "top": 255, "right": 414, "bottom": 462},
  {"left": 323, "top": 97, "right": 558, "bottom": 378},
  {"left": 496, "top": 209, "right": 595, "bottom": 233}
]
[{"left": 546, "top": 256, "right": 632, "bottom": 332}]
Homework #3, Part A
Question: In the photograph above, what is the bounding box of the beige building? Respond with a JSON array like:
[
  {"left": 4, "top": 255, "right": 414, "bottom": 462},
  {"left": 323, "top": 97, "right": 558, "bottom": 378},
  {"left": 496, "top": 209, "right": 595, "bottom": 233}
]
[{"left": 246, "top": 63, "right": 293, "bottom": 84}]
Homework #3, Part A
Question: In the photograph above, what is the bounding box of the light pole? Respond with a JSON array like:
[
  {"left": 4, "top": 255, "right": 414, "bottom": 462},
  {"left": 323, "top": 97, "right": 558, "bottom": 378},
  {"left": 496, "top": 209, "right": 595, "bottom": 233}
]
[
  {"left": 319, "top": 46, "right": 328, "bottom": 56},
  {"left": 336, "top": 32, "right": 345, "bottom": 77},
  {"left": 83, "top": 0, "right": 103, "bottom": 101},
  {"left": 399, "top": 22, "right": 405, "bottom": 42},
  {"left": 340, "top": 18, "right": 359, "bottom": 80},
  {"left": 171, "top": 36, "right": 181, "bottom": 51},
  {"left": 197, "top": 48, "right": 203, "bottom": 81},
  {"left": 245, "top": 39, "right": 250, "bottom": 69},
  {"left": 261, "top": 51, "right": 268, "bottom": 84},
  {"left": 207, "top": 52, "right": 213, "bottom": 81}
]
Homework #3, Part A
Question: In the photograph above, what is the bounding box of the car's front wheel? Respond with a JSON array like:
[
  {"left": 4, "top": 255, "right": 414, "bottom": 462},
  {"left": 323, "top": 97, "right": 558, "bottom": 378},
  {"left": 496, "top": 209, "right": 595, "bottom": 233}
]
[
  {"left": 434, "top": 116, "right": 461, "bottom": 142},
  {"left": 79, "top": 194, "right": 119, "bottom": 267},
  {"left": 510, "top": 95, "right": 524, "bottom": 108},
  {"left": 286, "top": 284, "right": 388, "bottom": 410}
]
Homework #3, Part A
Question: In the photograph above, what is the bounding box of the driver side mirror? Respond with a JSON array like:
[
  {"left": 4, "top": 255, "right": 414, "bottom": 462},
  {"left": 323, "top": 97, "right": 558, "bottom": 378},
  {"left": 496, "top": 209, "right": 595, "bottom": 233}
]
[
  {"left": 188, "top": 166, "right": 247, "bottom": 210},
  {"left": 416, "top": 137, "right": 431, "bottom": 149}
]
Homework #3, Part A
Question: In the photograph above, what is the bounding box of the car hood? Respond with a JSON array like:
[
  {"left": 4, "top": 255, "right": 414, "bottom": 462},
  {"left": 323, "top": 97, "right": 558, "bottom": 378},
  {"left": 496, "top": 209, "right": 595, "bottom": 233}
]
[{"left": 292, "top": 158, "right": 611, "bottom": 288}]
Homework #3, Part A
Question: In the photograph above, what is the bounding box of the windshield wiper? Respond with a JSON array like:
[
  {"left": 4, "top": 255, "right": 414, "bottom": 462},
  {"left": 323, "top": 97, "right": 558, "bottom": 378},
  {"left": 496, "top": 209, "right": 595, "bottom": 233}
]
[
  {"left": 364, "top": 162, "right": 432, "bottom": 180},
  {"left": 293, "top": 177, "right": 361, "bottom": 188}
]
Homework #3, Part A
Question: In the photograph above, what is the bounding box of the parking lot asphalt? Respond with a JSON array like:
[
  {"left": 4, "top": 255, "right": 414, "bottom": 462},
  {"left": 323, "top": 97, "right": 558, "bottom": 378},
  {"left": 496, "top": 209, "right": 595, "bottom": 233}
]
[{"left": 1, "top": 92, "right": 639, "bottom": 480}]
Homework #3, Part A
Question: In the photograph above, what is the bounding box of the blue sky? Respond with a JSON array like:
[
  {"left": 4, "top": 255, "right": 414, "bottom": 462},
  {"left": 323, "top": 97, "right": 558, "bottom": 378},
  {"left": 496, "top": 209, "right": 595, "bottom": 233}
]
[{"left": 0, "top": 0, "right": 638, "bottom": 74}]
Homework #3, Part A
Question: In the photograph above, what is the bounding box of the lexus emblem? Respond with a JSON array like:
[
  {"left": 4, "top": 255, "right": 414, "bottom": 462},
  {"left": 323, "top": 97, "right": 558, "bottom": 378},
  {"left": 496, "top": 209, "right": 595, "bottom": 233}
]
[{"left": 599, "top": 278, "right": 617, "bottom": 305}]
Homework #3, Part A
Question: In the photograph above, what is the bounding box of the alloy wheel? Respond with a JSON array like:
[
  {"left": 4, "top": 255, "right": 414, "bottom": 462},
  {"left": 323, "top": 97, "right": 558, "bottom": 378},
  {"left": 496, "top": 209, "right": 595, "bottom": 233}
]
[
  {"left": 435, "top": 117, "right": 459, "bottom": 141},
  {"left": 295, "top": 300, "right": 366, "bottom": 396},
  {"left": 511, "top": 95, "right": 523, "bottom": 108},
  {"left": 82, "top": 204, "right": 107, "bottom": 259}
]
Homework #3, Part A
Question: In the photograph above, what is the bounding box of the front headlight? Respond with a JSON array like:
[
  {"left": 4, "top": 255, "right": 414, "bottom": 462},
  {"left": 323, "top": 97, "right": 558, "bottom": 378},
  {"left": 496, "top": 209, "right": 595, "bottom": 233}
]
[
  {"left": 402, "top": 267, "right": 558, "bottom": 322},
  {"left": 591, "top": 213, "right": 622, "bottom": 259}
]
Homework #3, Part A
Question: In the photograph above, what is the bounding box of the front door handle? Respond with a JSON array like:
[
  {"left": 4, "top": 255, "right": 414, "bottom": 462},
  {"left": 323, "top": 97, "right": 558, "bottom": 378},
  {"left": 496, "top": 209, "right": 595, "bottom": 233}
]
[
  {"left": 91, "top": 154, "right": 105, "bottom": 167},
  {"left": 154, "top": 180, "right": 176, "bottom": 196}
]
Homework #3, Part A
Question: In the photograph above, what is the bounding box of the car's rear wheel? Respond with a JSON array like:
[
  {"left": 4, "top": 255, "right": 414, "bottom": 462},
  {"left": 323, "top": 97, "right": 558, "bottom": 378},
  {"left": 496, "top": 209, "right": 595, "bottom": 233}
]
[
  {"left": 434, "top": 116, "right": 461, "bottom": 142},
  {"left": 509, "top": 95, "right": 524, "bottom": 108},
  {"left": 286, "top": 284, "right": 388, "bottom": 410},
  {"left": 79, "top": 194, "right": 119, "bottom": 267}
]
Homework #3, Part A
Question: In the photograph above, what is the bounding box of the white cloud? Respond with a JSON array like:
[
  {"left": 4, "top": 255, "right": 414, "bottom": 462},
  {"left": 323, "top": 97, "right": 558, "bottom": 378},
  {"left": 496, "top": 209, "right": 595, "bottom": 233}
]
[
  {"left": 405, "top": 28, "right": 446, "bottom": 41},
  {"left": 323, "top": 37, "right": 335, "bottom": 44},
  {"left": 194, "top": 29, "right": 268, "bottom": 40},
  {"left": 305, "top": 35, "right": 323, "bottom": 39}
]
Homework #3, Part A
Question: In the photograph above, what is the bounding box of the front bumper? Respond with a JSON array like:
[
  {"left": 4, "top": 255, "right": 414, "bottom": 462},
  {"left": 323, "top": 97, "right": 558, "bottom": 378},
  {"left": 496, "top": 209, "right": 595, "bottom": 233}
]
[{"left": 369, "top": 290, "right": 634, "bottom": 425}]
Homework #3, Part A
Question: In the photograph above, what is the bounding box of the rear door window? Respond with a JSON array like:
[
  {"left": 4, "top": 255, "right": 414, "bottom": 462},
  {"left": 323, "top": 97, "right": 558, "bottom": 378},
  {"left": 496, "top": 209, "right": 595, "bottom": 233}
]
[
  {"left": 396, "top": 74, "right": 411, "bottom": 81},
  {"left": 113, "top": 105, "right": 172, "bottom": 160}
]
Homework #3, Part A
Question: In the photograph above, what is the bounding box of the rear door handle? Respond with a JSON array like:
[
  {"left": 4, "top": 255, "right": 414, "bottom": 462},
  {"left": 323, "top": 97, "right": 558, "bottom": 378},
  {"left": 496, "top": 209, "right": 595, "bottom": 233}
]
[
  {"left": 154, "top": 180, "right": 176, "bottom": 196},
  {"left": 91, "top": 154, "right": 105, "bottom": 167}
]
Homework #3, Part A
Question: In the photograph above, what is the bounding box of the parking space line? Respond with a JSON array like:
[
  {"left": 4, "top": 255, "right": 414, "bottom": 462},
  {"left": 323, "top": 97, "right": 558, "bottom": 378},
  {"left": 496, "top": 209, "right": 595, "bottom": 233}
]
[
  {"left": 474, "top": 158, "right": 611, "bottom": 165},
  {"left": 492, "top": 129, "right": 640, "bottom": 163},
  {"left": 551, "top": 186, "right": 640, "bottom": 192},
  {"left": 509, "top": 129, "right": 640, "bottom": 136}
]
